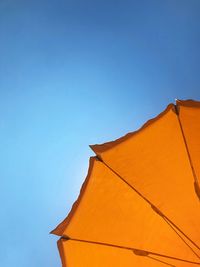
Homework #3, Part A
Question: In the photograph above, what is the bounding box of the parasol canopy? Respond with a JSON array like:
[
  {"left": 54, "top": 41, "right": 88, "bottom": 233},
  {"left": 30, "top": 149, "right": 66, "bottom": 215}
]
[{"left": 52, "top": 99, "right": 200, "bottom": 267}]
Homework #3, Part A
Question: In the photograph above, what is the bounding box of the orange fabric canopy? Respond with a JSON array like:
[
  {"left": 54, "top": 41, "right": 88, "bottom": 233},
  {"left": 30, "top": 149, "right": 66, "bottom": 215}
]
[{"left": 52, "top": 99, "right": 200, "bottom": 266}]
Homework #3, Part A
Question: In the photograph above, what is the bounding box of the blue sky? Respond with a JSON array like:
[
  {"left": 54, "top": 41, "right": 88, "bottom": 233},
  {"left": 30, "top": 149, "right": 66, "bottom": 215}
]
[{"left": 1, "top": 0, "right": 200, "bottom": 266}]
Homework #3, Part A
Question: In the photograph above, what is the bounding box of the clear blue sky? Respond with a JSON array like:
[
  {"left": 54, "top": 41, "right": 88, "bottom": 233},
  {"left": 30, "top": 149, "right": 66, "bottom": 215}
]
[{"left": 1, "top": 0, "right": 200, "bottom": 266}]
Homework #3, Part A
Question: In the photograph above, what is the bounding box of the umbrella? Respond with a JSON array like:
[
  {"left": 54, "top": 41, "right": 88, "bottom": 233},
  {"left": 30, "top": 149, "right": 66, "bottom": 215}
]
[{"left": 51, "top": 99, "right": 200, "bottom": 267}]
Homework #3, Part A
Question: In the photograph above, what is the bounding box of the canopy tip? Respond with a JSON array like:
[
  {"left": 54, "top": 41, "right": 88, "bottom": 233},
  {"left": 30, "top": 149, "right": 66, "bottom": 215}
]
[{"left": 49, "top": 229, "right": 55, "bottom": 235}]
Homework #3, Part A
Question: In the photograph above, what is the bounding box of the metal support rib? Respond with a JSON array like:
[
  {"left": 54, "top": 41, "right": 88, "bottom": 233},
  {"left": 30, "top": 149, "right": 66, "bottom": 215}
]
[
  {"left": 61, "top": 236, "right": 200, "bottom": 265},
  {"left": 174, "top": 103, "right": 200, "bottom": 201}
]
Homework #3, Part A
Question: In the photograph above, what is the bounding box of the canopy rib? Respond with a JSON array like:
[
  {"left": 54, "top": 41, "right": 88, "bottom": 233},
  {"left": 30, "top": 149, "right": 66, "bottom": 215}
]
[
  {"left": 96, "top": 156, "right": 200, "bottom": 255},
  {"left": 163, "top": 216, "right": 200, "bottom": 260},
  {"left": 147, "top": 256, "right": 176, "bottom": 267},
  {"left": 62, "top": 236, "right": 200, "bottom": 265},
  {"left": 175, "top": 104, "right": 200, "bottom": 201}
]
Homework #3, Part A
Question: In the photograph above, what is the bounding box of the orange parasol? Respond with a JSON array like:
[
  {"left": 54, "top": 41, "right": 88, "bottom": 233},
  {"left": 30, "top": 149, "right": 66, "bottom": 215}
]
[{"left": 51, "top": 99, "right": 200, "bottom": 267}]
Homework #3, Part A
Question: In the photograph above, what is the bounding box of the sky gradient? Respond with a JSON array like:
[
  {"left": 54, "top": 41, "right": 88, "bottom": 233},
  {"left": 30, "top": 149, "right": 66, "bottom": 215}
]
[{"left": 1, "top": 0, "right": 200, "bottom": 266}]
